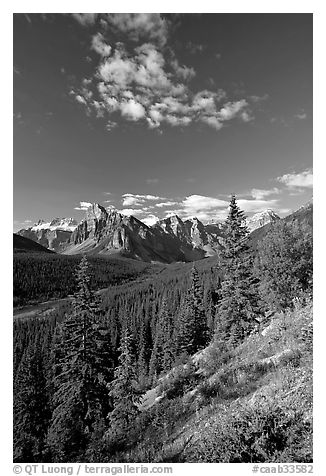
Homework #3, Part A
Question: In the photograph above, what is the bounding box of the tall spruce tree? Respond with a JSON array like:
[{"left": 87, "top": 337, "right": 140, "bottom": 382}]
[
  {"left": 175, "top": 266, "right": 208, "bottom": 357},
  {"left": 216, "top": 195, "right": 261, "bottom": 345},
  {"left": 108, "top": 327, "right": 140, "bottom": 444},
  {"left": 47, "top": 255, "right": 113, "bottom": 461},
  {"left": 190, "top": 265, "right": 209, "bottom": 350},
  {"left": 149, "top": 296, "right": 175, "bottom": 380}
]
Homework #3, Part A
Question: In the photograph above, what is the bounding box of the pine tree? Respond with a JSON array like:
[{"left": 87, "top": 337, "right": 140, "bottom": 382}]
[
  {"left": 190, "top": 265, "right": 209, "bottom": 350},
  {"left": 175, "top": 267, "right": 209, "bottom": 357},
  {"left": 148, "top": 296, "right": 175, "bottom": 381},
  {"left": 216, "top": 195, "right": 261, "bottom": 345},
  {"left": 14, "top": 341, "right": 51, "bottom": 462},
  {"left": 47, "top": 255, "right": 113, "bottom": 461},
  {"left": 160, "top": 298, "right": 175, "bottom": 372},
  {"left": 138, "top": 314, "right": 152, "bottom": 387},
  {"left": 108, "top": 327, "right": 140, "bottom": 444}
]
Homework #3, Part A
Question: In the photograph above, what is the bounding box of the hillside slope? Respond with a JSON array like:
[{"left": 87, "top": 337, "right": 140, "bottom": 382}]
[
  {"left": 13, "top": 233, "right": 55, "bottom": 254},
  {"left": 115, "top": 299, "right": 313, "bottom": 463}
]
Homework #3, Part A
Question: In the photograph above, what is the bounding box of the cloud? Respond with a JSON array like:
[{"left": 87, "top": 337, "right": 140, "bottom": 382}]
[
  {"left": 294, "top": 112, "right": 307, "bottom": 120},
  {"left": 70, "top": 19, "right": 256, "bottom": 132},
  {"left": 118, "top": 208, "right": 144, "bottom": 216},
  {"left": 155, "top": 201, "right": 179, "bottom": 208},
  {"left": 277, "top": 169, "right": 313, "bottom": 189},
  {"left": 91, "top": 33, "right": 112, "bottom": 57},
  {"left": 251, "top": 187, "right": 280, "bottom": 200},
  {"left": 71, "top": 13, "right": 98, "bottom": 26},
  {"left": 142, "top": 214, "right": 160, "bottom": 226},
  {"left": 120, "top": 99, "right": 146, "bottom": 121},
  {"left": 146, "top": 178, "right": 159, "bottom": 184},
  {"left": 182, "top": 194, "right": 228, "bottom": 213},
  {"left": 186, "top": 41, "right": 206, "bottom": 54},
  {"left": 74, "top": 201, "right": 92, "bottom": 210},
  {"left": 122, "top": 195, "right": 144, "bottom": 207},
  {"left": 122, "top": 193, "right": 164, "bottom": 206},
  {"left": 237, "top": 198, "right": 279, "bottom": 213},
  {"left": 75, "top": 95, "right": 87, "bottom": 105},
  {"left": 218, "top": 100, "right": 248, "bottom": 121},
  {"left": 103, "top": 13, "right": 169, "bottom": 47},
  {"left": 162, "top": 194, "right": 229, "bottom": 221}
]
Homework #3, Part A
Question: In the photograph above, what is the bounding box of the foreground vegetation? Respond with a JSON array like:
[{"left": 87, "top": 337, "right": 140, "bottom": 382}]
[{"left": 13, "top": 196, "right": 313, "bottom": 463}]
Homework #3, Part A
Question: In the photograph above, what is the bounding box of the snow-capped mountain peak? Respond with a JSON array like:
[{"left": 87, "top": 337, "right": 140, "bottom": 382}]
[
  {"left": 31, "top": 217, "right": 78, "bottom": 232},
  {"left": 246, "top": 209, "right": 280, "bottom": 232}
]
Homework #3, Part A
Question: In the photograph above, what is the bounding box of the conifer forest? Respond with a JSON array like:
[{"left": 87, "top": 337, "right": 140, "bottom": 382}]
[{"left": 13, "top": 196, "right": 313, "bottom": 463}]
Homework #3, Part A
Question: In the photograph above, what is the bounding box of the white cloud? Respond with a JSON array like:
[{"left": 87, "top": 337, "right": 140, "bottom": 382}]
[
  {"left": 142, "top": 214, "right": 160, "bottom": 226},
  {"left": 237, "top": 199, "right": 279, "bottom": 213},
  {"left": 122, "top": 195, "right": 144, "bottom": 207},
  {"left": 122, "top": 193, "right": 163, "bottom": 206},
  {"left": 118, "top": 208, "right": 144, "bottom": 216},
  {"left": 75, "top": 95, "right": 87, "bottom": 105},
  {"left": 74, "top": 201, "right": 92, "bottom": 211},
  {"left": 91, "top": 33, "right": 112, "bottom": 57},
  {"left": 155, "top": 201, "right": 179, "bottom": 208},
  {"left": 182, "top": 195, "right": 228, "bottom": 214},
  {"left": 71, "top": 16, "right": 257, "bottom": 132},
  {"left": 251, "top": 187, "right": 280, "bottom": 200},
  {"left": 218, "top": 100, "right": 248, "bottom": 121},
  {"left": 120, "top": 99, "right": 146, "bottom": 121},
  {"left": 277, "top": 169, "right": 313, "bottom": 189}
]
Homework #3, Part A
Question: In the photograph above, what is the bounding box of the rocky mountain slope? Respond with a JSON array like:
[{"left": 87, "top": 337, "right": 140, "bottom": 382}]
[
  {"left": 249, "top": 199, "right": 313, "bottom": 248},
  {"left": 17, "top": 218, "right": 78, "bottom": 252},
  {"left": 64, "top": 204, "right": 221, "bottom": 262},
  {"left": 16, "top": 201, "right": 311, "bottom": 262}
]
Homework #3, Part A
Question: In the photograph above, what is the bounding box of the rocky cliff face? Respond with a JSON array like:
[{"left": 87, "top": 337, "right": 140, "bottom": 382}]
[{"left": 17, "top": 217, "right": 78, "bottom": 252}]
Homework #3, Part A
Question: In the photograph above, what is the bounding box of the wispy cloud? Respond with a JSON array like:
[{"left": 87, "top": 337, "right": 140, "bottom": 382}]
[
  {"left": 122, "top": 193, "right": 164, "bottom": 207},
  {"left": 250, "top": 187, "right": 280, "bottom": 200},
  {"left": 74, "top": 201, "right": 92, "bottom": 210},
  {"left": 146, "top": 178, "right": 159, "bottom": 184},
  {"left": 237, "top": 198, "right": 279, "bottom": 213},
  {"left": 277, "top": 169, "right": 313, "bottom": 189},
  {"left": 294, "top": 111, "right": 307, "bottom": 120}
]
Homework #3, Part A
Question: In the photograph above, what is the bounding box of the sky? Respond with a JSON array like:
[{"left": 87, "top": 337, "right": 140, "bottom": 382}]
[{"left": 13, "top": 13, "right": 313, "bottom": 230}]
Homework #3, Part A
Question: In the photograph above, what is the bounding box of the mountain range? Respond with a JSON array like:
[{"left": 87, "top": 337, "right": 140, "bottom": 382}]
[{"left": 16, "top": 201, "right": 311, "bottom": 263}]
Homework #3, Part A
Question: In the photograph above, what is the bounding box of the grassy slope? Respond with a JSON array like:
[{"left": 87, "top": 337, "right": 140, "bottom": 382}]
[{"left": 121, "top": 299, "right": 313, "bottom": 463}]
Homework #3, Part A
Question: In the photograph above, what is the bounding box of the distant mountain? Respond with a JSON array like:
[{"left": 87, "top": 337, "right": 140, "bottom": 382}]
[
  {"left": 13, "top": 233, "right": 55, "bottom": 254},
  {"left": 17, "top": 202, "right": 296, "bottom": 262},
  {"left": 246, "top": 209, "right": 280, "bottom": 232},
  {"left": 31, "top": 217, "right": 78, "bottom": 232},
  {"left": 17, "top": 217, "right": 78, "bottom": 252},
  {"left": 64, "top": 204, "right": 217, "bottom": 262},
  {"left": 249, "top": 199, "right": 313, "bottom": 248}
]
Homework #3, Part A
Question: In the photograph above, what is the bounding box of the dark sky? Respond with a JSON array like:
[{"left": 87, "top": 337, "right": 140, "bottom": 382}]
[{"left": 13, "top": 13, "right": 312, "bottom": 229}]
